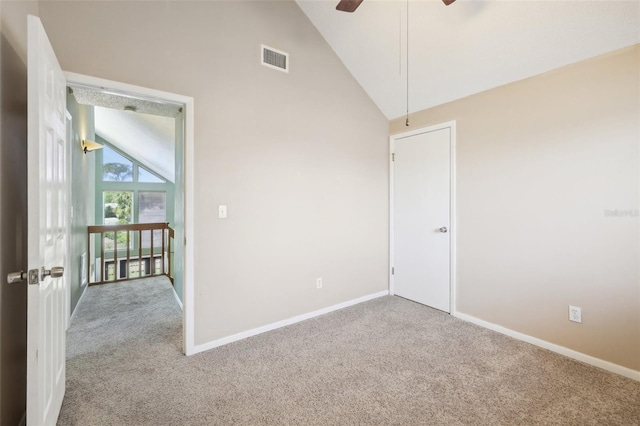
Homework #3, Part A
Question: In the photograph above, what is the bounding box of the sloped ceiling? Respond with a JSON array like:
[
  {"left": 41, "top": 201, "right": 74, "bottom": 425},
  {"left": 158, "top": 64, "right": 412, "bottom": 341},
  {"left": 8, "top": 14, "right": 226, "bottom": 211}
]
[
  {"left": 94, "top": 107, "right": 176, "bottom": 182},
  {"left": 70, "top": 85, "right": 178, "bottom": 182},
  {"left": 296, "top": 0, "right": 640, "bottom": 119}
]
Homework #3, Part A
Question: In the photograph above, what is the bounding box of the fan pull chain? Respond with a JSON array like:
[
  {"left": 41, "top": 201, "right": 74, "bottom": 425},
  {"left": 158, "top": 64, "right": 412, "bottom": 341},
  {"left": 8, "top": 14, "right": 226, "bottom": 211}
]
[{"left": 405, "top": 0, "right": 410, "bottom": 127}]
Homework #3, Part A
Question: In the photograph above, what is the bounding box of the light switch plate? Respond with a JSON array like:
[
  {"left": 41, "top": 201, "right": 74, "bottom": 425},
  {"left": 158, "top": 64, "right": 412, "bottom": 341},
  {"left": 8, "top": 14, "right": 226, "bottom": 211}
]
[{"left": 218, "top": 205, "right": 227, "bottom": 219}]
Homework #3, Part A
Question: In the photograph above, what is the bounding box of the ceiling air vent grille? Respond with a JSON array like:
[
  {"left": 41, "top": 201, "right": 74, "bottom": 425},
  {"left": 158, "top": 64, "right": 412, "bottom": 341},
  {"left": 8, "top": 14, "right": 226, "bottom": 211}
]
[{"left": 262, "top": 45, "right": 289, "bottom": 73}]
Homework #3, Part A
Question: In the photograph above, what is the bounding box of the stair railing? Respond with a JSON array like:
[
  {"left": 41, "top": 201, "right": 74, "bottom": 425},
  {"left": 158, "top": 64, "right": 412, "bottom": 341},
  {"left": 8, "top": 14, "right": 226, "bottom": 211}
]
[{"left": 87, "top": 222, "right": 174, "bottom": 285}]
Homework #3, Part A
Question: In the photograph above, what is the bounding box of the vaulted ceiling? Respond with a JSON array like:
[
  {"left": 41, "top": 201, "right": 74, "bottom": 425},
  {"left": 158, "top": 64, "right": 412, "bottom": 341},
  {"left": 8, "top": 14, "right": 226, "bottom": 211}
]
[
  {"left": 68, "top": 0, "right": 639, "bottom": 172},
  {"left": 94, "top": 107, "right": 176, "bottom": 183},
  {"left": 296, "top": 0, "right": 640, "bottom": 119},
  {"left": 69, "top": 86, "right": 178, "bottom": 182}
]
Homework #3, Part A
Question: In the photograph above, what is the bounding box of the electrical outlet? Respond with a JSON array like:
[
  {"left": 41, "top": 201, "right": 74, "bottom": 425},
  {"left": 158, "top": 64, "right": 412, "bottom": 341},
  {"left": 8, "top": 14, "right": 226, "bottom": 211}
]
[
  {"left": 316, "top": 277, "right": 322, "bottom": 289},
  {"left": 569, "top": 306, "right": 582, "bottom": 323}
]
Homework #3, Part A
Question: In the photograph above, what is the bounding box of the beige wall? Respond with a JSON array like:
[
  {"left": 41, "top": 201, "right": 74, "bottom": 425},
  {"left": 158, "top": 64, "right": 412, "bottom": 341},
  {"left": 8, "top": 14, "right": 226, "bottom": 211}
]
[
  {"left": 39, "top": 1, "right": 389, "bottom": 345},
  {"left": 0, "top": 1, "right": 38, "bottom": 424},
  {"left": 391, "top": 45, "right": 640, "bottom": 371}
]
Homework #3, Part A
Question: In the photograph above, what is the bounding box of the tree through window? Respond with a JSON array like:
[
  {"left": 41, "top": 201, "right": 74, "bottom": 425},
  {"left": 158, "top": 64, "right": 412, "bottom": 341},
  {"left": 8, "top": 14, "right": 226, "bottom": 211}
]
[{"left": 103, "top": 146, "right": 133, "bottom": 182}]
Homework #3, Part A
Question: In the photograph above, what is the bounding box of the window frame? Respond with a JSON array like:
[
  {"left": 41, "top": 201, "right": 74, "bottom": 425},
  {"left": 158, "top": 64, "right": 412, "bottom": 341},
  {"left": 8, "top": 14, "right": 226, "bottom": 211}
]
[
  {"left": 95, "top": 140, "right": 175, "bottom": 254},
  {"left": 138, "top": 190, "right": 167, "bottom": 250}
]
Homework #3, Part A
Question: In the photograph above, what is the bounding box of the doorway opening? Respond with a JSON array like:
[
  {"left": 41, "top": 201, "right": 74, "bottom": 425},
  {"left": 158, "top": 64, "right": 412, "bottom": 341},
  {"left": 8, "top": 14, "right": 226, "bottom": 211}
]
[{"left": 64, "top": 72, "right": 195, "bottom": 355}]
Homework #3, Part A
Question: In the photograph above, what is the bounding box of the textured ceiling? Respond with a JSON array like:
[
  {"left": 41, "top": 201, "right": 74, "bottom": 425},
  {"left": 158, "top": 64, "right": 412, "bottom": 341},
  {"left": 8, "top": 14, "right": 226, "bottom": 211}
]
[
  {"left": 296, "top": 0, "right": 640, "bottom": 119},
  {"left": 71, "top": 86, "right": 181, "bottom": 117},
  {"left": 70, "top": 86, "right": 177, "bottom": 182}
]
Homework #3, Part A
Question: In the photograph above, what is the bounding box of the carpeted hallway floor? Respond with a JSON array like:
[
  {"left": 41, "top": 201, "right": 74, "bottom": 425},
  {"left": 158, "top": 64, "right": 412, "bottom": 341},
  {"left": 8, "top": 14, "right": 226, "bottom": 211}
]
[{"left": 58, "top": 277, "right": 640, "bottom": 425}]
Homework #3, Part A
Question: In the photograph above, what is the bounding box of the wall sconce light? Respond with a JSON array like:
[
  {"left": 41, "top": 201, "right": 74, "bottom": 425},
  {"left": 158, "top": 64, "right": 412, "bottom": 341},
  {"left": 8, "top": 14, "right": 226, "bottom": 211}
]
[{"left": 82, "top": 139, "right": 103, "bottom": 154}]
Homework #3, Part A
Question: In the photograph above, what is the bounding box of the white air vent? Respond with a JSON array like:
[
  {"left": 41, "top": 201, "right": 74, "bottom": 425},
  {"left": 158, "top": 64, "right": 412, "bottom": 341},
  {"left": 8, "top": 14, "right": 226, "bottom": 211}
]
[{"left": 261, "top": 45, "right": 289, "bottom": 73}]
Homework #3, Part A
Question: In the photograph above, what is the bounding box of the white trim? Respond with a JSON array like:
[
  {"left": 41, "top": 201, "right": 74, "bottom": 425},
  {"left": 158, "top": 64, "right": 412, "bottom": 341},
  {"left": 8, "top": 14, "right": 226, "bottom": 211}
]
[
  {"left": 454, "top": 311, "right": 640, "bottom": 382},
  {"left": 64, "top": 72, "right": 195, "bottom": 356},
  {"left": 389, "top": 121, "right": 457, "bottom": 314},
  {"left": 68, "top": 280, "right": 88, "bottom": 326},
  {"left": 64, "top": 73, "right": 190, "bottom": 106},
  {"left": 172, "top": 285, "right": 183, "bottom": 311},
  {"left": 191, "top": 291, "right": 389, "bottom": 355},
  {"left": 65, "top": 111, "right": 73, "bottom": 331},
  {"left": 389, "top": 138, "right": 395, "bottom": 295},
  {"left": 183, "top": 97, "right": 195, "bottom": 355}
]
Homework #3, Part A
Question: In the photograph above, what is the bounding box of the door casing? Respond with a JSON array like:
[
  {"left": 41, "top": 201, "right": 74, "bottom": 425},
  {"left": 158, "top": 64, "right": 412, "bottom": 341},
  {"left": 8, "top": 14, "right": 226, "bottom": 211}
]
[
  {"left": 64, "top": 72, "right": 196, "bottom": 355},
  {"left": 389, "top": 120, "right": 457, "bottom": 314}
]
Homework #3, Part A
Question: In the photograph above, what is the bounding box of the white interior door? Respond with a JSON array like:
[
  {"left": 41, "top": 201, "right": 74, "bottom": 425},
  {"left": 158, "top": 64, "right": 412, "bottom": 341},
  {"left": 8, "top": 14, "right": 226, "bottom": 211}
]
[
  {"left": 27, "top": 14, "right": 68, "bottom": 426},
  {"left": 393, "top": 127, "right": 451, "bottom": 312}
]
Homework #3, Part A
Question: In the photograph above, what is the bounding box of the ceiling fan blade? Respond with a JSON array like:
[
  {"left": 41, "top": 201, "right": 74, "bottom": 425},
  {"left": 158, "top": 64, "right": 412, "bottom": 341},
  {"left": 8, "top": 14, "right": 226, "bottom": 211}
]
[
  {"left": 336, "top": 0, "right": 364, "bottom": 13},
  {"left": 442, "top": 0, "right": 456, "bottom": 5}
]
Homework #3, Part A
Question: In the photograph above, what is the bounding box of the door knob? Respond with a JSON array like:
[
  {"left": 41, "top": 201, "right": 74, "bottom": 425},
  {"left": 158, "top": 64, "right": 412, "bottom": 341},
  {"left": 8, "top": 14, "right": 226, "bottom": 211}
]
[
  {"left": 438, "top": 227, "right": 448, "bottom": 233},
  {"left": 41, "top": 266, "right": 64, "bottom": 280}
]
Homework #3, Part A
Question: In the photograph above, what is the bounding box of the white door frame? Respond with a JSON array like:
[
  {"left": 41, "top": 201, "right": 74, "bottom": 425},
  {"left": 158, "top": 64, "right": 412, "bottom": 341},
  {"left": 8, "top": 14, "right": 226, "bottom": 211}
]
[
  {"left": 389, "top": 120, "right": 457, "bottom": 314},
  {"left": 63, "top": 72, "right": 197, "bottom": 355},
  {"left": 65, "top": 110, "right": 73, "bottom": 330}
]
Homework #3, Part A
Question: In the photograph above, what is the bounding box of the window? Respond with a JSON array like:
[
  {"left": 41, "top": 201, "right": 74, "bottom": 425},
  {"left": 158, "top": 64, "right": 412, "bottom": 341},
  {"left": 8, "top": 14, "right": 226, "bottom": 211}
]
[
  {"left": 102, "top": 146, "right": 133, "bottom": 182},
  {"left": 103, "top": 191, "right": 133, "bottom": 251},
  {"left": 97, "top": 142, "right": 173, "bottom": 254},
  {"left": 103, "top": 191, "right": 133, "bottom": 225},
  {"left": 139, "top": 191, "right": 166, "bottom": 248},
  {"left": 138, "top": 166, "right": 165, "bottom": 183}
]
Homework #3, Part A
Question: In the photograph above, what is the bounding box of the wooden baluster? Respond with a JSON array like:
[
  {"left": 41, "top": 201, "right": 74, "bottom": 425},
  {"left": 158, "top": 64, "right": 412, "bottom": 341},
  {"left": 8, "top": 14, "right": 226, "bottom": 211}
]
[
  {"left": 150, "top": 229, "right": 154, "bottom": 276},
  {"left": 168, "top": 229, "right": 172, "bottom": 282},
  {"left": 161, "top": 224, "right": 166, "bottom": 276},
  {"left": 87, "top": 231, "right": 91, "bottom": 284},
  {"left": 139, "top": 229, "right": 142, "bottom": 278},
  {"left": 126, "top": 230, "right": 130, "bottom": 280},
  {"left": 114, "top": 230, "right": 118, "bottom": 282},
  {"left": 100, "top": 231, "right": 105, "bottom": 284}
]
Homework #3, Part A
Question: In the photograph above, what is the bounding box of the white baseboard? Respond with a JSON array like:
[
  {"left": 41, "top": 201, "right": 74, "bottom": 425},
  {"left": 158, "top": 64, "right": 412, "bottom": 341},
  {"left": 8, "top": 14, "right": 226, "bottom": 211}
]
[
  {"left": 191, "top": 290, "right": 389, "bottom": 355},
  {"left": 454, "top": 311, "right": 640, "bottom": 382},
  {"left": 68, "top": 281, "right": 89, "bottom": 328},
  {"left": 172, "top": 286, "right": 183, "bottom": 311}
]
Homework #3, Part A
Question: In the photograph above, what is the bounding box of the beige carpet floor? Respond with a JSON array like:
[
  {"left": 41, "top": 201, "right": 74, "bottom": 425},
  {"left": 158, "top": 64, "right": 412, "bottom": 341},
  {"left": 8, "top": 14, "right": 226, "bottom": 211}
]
[{"left": 57, "top": 277, "right": 640, "bottom": 425}]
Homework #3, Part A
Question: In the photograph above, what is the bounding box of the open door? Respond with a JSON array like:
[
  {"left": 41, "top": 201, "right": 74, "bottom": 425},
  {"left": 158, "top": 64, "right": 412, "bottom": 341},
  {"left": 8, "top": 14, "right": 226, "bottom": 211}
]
[{"left": 27, "top": 15, "right": 68, "bottom": 425}]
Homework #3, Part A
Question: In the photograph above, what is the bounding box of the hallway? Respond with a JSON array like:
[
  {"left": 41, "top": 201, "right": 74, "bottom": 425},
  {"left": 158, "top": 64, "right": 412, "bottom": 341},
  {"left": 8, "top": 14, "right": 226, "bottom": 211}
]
[{"left": 58, "top": 277, "right": 182, "bottom": 425}]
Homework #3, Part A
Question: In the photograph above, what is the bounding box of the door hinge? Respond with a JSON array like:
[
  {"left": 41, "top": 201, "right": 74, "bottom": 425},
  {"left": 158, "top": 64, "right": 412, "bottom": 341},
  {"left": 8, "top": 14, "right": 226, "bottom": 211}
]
[
  {"left": 392, "top": 267, "right": 395, "bottom": 275},
  {"left": 391, "top": 153, "right": 395, "bottom": 162}
]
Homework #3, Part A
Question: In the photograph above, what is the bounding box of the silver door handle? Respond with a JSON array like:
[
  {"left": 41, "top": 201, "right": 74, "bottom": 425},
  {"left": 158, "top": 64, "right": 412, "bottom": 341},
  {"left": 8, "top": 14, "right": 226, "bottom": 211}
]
[
  {"left": 41, "top": 266, "right": 64, "bottom": 280},
  {"left": 438, "top": 227, "right": 448, "bottom": 233}
]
